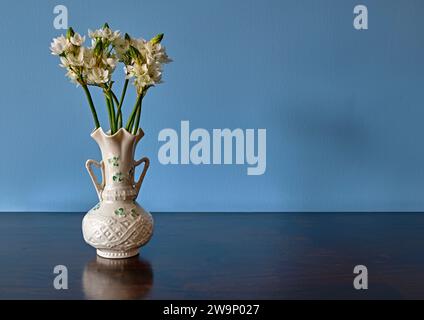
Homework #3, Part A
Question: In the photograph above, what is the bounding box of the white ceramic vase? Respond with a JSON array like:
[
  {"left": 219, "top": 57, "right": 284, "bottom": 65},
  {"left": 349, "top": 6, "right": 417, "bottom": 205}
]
[{"left": 82, "top": 127, "right": 153, "bottom": 259}]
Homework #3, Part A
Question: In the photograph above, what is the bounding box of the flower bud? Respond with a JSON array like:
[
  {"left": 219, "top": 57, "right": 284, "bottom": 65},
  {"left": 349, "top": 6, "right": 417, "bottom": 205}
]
[
  {"left": 150, "top": 33, "right": 164, "bottom": 44},
  {"left": 94, "top": 40, "right": 103, "bottom": 56},
  {"left": 103, "top": 22, "right": 110, "bottom": 29},
  {"left": 124, "top": 33, "right": 131, "bottom": 42},
  {"left": 128, "top": 45, "right": 142, "bottom": 61},
  {"left": 66, "top": 27, "right": 75, "bottom": 40}
]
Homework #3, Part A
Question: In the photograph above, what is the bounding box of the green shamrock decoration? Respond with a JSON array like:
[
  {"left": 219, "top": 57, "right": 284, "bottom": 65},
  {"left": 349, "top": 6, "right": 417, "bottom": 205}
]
[
  {"left": 113, "top": 172, "right": 124, "bottom": 182},
  {"left": 130, "top": 208, "right": 140, "bottom": 217},
  {"left": 114, "top": 208, "right": 126, "bottom": 216},
  {"left": 108, "top": 156, "right": 120, "bottom": 167}
]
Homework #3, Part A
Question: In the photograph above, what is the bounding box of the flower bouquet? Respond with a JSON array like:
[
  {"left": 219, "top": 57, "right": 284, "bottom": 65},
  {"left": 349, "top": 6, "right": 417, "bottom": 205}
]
[{"left": 50, "top": 23, "right": 171, "bottom": 134}]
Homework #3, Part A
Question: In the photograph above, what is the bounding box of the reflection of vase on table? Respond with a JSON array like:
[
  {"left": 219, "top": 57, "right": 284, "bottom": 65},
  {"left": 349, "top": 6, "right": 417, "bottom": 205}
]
[{"left": 83, "top": 256, "right": 153, "bottom": 299}]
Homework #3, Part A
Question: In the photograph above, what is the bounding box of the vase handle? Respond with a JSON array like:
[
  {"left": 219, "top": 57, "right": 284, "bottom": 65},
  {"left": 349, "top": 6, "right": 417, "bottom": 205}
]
[
  {"left": 86, "top": 159, "right": 104, "bottom": 200},
  {"left": 134, "top": 157, "right": 150, "bottom": 196}
]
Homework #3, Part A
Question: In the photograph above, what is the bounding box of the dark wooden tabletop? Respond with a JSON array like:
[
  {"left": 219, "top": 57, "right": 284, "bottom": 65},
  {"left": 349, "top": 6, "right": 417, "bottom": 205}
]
[{"left": 1, "top": 212, "right": 424, "bottom": 300}]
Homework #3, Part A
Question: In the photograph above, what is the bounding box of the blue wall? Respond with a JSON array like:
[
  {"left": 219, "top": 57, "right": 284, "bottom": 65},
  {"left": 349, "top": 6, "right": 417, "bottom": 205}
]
[{"left": 0, "top": 0, "right": 423, "bottom": 212}]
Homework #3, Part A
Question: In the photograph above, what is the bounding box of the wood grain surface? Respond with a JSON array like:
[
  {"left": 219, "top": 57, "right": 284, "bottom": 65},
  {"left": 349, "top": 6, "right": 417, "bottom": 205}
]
[{"left": 0, "top": 212, "right": 423, "bottom": 299}]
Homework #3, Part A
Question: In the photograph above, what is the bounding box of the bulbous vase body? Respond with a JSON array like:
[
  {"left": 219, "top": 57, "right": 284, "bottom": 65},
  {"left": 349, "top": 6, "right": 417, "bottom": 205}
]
[{"left": 82, "top": 128, "right": 153, "bottom": 259}]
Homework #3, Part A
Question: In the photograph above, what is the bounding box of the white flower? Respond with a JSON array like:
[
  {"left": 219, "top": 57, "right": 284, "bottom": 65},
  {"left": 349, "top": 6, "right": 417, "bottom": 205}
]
[
  {"left": 125, "top": 62, "right": 162, "bottom": 93},
  {"left": 59, "top": 56, "right": 70, "bottom": 68},
  {"left": 145, "top": 42, "right": 172, "bottom": 64},
  {"left": 87, "top": 67, "right": 110, "bottom": 85},
  {"left": 89, "top": 27, "right": 120, "bottom": 42},
  {"left": 122, "top": 37, "right": 171, "bottom": 93},
  {"left": 50, "top": 35, "right": 70, "bottom": 55},
  {"left": 102, "top": 27, "right": 120, "bottom": 41},
  {"left": 154, "top": 44, "right": 172, "bottom": 64},
  {"left": 105, "top": 57, "right": 118, "bottom": 70},
  {"left": 113, "top": 36, "right": 130, "bottom": 61},
  {"left": 123, "top": 65, "right": 131, "bottom": 77},
  {"left": 132, "top": 38, "right": 147, "bottom": 53},
  {"left": 70, "top": 32, "right": 85, "bottom": 46},
  {"left": 66, "top": 47, "right": 85, "bottom": 67},
  {"left": 88, "top": 29, "right": 103, "bottom": 39},
  {"left": 65, "top": 69, "right": 79, "bottom": 84},
  {"left": 58, "top": 48, "right": 84, "bottom": 70},
  {"left": 83, "top": 48, "right": 96, "bottom": 69}
]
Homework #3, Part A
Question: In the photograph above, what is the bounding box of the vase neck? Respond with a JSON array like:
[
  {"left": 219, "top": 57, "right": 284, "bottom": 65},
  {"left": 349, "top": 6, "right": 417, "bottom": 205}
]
[{"left": 91, "top": 128, "right": 143, "bottom": 201}]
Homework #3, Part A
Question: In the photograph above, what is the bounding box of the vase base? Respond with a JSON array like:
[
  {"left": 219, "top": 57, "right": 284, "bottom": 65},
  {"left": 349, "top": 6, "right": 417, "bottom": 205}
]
[{"left": 96, "top": 248, "right": 139, "bottom": 259}]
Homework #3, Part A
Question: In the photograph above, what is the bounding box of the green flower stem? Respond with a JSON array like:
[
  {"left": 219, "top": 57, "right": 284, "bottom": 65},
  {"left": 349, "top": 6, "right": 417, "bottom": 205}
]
[
  {"left": 126, "top": 112, "right": 135, "bottom": 132},
  {"left": 108, "top": 92, "right": 117, "bottom": 132},
  {"left": 105, "top": 95, "right": 113, "bottom": 132},
  {"left": 116, "top": 79, "right": 129, "bottom": 129},
  {"left": 104, "top": 92, "right": 116, "bottom": 134},
  {"left": 109, "top": 91, "right": 121, "bottom": 129},
  {"left": 81, "top": 84, "right": 100, "bottom": 129},
  {"left": 125, "top": 94, "right": 142, "bottom": 132},
  {"left": 132, "top": 96, "right": 143, "bottom": 135},
  {"left": 110, "top": 90, "right": 120, "bottom": 108}
]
